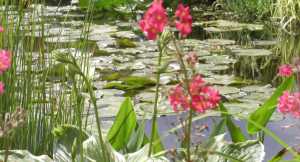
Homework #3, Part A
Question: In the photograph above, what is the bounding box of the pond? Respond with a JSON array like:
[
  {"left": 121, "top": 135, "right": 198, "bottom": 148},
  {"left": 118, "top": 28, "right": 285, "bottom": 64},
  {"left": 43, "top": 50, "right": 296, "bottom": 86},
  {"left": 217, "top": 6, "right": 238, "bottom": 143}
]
[{"left": 0, "top": 0, "right": 299, "bottom": 162}]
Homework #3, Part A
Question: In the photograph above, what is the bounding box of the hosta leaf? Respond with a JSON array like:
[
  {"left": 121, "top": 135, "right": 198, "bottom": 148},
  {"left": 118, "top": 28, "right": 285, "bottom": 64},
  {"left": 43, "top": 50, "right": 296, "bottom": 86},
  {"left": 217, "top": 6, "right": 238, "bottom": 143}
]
[
  {"left": 126, "top": 144, "right": 169, "bottom": 162},
  {"left": 0, "top": 150, "right": 52, "bottom": 162},
  {"left": 208, "top": 140, "right": 265, "bottom": 162}
]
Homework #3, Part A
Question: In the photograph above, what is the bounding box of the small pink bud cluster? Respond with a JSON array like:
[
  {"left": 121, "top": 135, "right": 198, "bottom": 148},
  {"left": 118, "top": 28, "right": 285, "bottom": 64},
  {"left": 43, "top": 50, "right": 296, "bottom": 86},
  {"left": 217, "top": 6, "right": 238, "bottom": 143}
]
[
  {"left": 169, "top": 75, "right": 221, "bottom": 113},
  {"left": 139, "top": 1, "right": 193, "bottom": 40},
  {"left": 278, "top": 91, "right": 300, "bottom": 118},
  {"left": 186, "top": 52, "right": 198, "bottom": 67},
  {"left": 0, "top": 50, "right": 12, "bottom": 74},
  {"left": 0, "top": 27, "right": 12, "bottom": 96},
  {"left": 278, "top": 64, "right": 293, "bottom": 77}
]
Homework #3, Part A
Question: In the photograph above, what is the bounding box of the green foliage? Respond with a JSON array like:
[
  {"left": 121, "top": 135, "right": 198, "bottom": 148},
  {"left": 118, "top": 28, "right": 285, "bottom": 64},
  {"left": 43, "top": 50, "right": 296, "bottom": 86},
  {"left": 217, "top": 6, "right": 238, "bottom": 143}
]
[
  {"left": 79, "top": 0, "right": 133, "bottom": 10},
  {"left": 247, "top": 76, "right": 295, "bottom": 134},
  {"left": 223, "top": 0, "right": 273, "bottom": 21},
  {"left": 219, "top": 103, "right": 246, "bottom": 143},
  {"left": 52, "top": 125, "right": 88, "bottom": 154},
  {"left": 108, "top": 97, "right": 137, "bottom": 150},
  {"left": 104, "top": 76, "right": 156, "bottom": 91},
  {"left": 116, "top": 38, "right": 137, "bottom": 48}
]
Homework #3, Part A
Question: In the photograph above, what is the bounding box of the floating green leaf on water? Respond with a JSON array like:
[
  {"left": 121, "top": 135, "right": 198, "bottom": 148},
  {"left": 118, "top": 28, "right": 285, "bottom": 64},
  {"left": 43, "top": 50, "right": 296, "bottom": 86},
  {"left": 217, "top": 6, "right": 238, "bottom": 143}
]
[{"left": 117, "top": 38, "right": 137, "bottom": 48}]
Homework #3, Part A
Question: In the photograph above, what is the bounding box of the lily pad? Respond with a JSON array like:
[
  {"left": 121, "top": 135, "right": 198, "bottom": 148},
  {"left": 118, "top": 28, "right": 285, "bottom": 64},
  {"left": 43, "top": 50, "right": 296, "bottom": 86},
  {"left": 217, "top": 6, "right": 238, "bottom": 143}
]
[
  {"left": 200, "top": 20, "right": 264, "bottom": 33},
  {"left": 232, "top": 49, "right": 273, "bottom": 57}
]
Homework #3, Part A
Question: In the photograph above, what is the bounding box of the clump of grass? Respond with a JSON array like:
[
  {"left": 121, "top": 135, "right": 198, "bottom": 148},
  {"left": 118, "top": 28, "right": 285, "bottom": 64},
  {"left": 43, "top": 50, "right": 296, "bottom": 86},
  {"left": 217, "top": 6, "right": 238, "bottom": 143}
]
[{"left": 221, "top": 0, "right": 273, "bottom": 22}]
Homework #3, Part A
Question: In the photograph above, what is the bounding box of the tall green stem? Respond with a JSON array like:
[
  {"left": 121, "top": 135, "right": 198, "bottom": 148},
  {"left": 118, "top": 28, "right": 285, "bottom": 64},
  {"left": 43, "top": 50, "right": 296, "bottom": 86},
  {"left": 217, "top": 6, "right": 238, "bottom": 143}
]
[
  {"left": 149, "top": 41, "right": 163, "bottom": 156},
  {"left": 83, "top": 76, "right": 109, "bottom": 161},
  {"left": 171, "top": 35, "right": 194, "bottom": 162}
]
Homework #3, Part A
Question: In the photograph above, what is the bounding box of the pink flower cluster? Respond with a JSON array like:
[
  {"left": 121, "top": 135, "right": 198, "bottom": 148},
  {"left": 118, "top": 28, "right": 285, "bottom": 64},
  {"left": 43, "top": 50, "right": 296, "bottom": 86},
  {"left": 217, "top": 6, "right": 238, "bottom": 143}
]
[
  {"left": 169, "top": 75, "right": 221, "bottom": 113},
  {"left": 0, "top": 27, "right": 12, "bottom": 96},
  {"left": 139, "top": 1, "right": 193, "bottom": 40},
  {"left": 0, "top": 50, "right": 12, "bottom": 74},
  {"left": 139, "top": 0, "right": 168, "bottom": 40},
  {"left": 278, "top": 64, "right": 293, "bottom": 77},
  {"left": 175, "top": 4, "right": 193, "bottom": 37},
  {"left": 0, "top": 26, "right": 4, "bottom": 33},
  {"left": 278, "top": 91, "right": 300, "bottom": 118}
]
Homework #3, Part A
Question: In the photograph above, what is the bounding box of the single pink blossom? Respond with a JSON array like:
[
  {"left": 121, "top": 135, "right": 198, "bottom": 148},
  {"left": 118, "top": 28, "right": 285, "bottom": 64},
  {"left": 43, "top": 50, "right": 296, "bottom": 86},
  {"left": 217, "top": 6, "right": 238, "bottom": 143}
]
[
  {"left": 278, "top": 64, "right": 293, "bottom": 77},
  {"left": 0, "top": 26, "right": 4, "bottom": 33},
  {"left": 278, "top": 91, "right": 300, "bottom": 118},
  {"left": 139, "top": 0, "right": 168, "bottom": 40},
  {"left": 168, "top": 84, "right": 189, "bottom": 112},
  {"left": 0, "top": 50, "right": 12, "bottom": 74},
  {"left": 0, "top": 82, "right": 4, "bottom": 95},
  {"left": 175, "top": 3, "right": 192, "bottom": 37}
]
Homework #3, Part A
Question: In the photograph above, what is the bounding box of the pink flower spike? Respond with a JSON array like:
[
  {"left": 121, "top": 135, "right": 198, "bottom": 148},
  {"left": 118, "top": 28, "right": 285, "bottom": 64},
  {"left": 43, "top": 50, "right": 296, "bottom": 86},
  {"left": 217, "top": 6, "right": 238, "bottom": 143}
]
[
  {"left": 0, "top": 50, "right": 12, "bottom": 74},
  {"left": 175, "top": 3, "right": 193, "bottom": 37},
  {"left": 0, "top": 82, "right": 4, "bottom": 95},
  {"left": 278, "top": 64, "right": 293, "bottom": 77},
  {"left": 139, "top": 0, "right": 168, "bottom": 40},
  {"left": 0, "top": 26, "right": 4, "bottom": 33}
]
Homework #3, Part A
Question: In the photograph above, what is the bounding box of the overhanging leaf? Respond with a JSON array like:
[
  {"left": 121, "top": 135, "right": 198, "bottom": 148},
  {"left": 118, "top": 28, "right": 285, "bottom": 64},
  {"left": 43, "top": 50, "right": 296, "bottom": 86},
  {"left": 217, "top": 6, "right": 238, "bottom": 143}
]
[
  {"left": 108, "top": 97, "right": 137, "bottom": 150},
  {"left": 247, "top": 76, "right": 295, "bottom": 134},
  {"left": 220, "top": 103, "right": 246, "bottom": 143}
]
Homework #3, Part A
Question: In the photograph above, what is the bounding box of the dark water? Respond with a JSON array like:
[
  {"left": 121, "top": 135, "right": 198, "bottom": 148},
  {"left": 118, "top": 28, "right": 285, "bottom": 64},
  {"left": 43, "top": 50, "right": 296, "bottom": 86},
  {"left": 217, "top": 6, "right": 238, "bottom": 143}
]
[{"left": 145, "top": 115, "right": 300, "bottom": 161}]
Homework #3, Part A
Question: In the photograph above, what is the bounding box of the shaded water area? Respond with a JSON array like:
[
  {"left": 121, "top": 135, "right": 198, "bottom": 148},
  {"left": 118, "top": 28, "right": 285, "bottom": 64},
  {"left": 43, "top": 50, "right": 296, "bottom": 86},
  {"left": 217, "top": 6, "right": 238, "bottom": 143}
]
[{"left": 2, "top": 0, "right": 300, "bottom": 161}]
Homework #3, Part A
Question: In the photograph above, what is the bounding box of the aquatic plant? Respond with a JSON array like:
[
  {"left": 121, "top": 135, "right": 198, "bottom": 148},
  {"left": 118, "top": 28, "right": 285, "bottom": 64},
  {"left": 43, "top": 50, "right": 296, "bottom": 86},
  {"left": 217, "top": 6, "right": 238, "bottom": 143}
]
[{"left": 221, "top": 0, "right": 273, "bottom": 21}]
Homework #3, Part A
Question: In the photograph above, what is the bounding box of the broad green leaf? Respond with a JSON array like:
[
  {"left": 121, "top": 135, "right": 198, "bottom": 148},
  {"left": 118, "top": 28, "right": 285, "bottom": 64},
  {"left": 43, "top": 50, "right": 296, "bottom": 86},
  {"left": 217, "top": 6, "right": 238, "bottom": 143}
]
[
  {"left": 108, "top": 97, "right": 137, "bottom": 150},
  {"left": 247, "top": 76, "right": 295, "bottom": 134},
  {"left": 151, "top": 121, "right": 165, "bottom": 154},
  {"left": 220, "top": 103, "right": 246, "bottom": 143},
  {"left": 126, "top": 120, "right": 147, "bottom": 153}
]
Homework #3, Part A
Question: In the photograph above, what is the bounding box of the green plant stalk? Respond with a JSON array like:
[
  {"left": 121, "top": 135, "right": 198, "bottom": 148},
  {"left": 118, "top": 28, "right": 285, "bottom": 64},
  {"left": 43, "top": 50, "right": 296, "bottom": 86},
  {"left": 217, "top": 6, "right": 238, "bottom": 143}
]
[
  {"left": 72, "top": 78, "right": 84, "bottom": 162},
  {"left": 171, "top": 34, "right": 194, "bottom": 162},
  {"left": 148, "top": 40, "right": 163, "bottom": 156},
  {"left": 82, "top": 76, "right": 109, "bottom": 161}
]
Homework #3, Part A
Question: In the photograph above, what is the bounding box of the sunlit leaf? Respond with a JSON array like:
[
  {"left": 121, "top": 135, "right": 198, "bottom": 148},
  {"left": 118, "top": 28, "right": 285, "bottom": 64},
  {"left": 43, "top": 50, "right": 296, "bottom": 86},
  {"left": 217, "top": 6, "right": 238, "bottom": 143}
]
[
  {"left": 108, "top": 97, "right": 137, "bottom": 150},
  {"left": 247, "top": 76, "right": 295, "bottom": 134}
]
